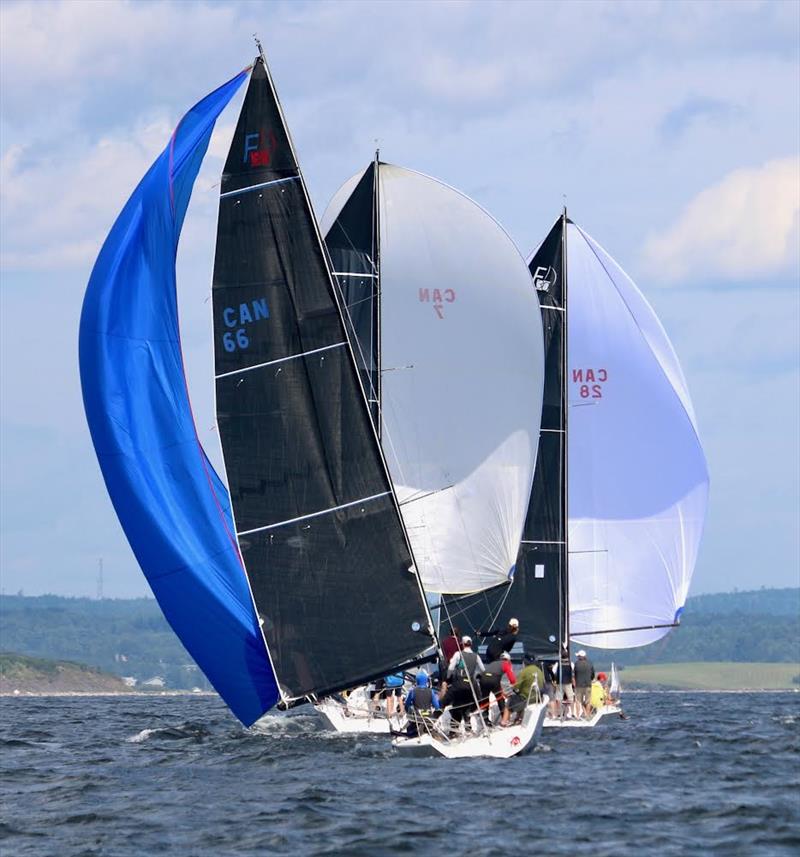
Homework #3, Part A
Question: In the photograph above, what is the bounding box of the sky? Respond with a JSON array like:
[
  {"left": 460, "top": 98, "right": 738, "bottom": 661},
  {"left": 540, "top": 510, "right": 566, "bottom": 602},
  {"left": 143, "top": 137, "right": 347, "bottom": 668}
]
[{"left": 1, "top": 0, "right": 798, "bottom": 599}]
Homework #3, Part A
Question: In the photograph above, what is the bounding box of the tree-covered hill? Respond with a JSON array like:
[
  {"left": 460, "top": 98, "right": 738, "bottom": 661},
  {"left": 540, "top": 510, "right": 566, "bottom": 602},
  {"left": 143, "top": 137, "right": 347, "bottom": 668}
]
[
  {"left": 585, "top": 587, "right": 799, "bottom": 669},
  {"left": 1, "top": 587, "right": 797, "bottom": 687},
  {"left": 0, "top": 652, "right": 130, "bottom": 694},
  {"left": 0, "top": 595, "right": 210, "bottom": 690}
]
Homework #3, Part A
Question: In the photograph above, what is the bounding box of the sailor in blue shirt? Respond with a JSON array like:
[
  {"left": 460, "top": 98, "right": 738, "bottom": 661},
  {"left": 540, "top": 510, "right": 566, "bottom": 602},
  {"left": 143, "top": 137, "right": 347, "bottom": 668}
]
[{"left": 403, "top": 671, "right": 441, "bottom": 737}]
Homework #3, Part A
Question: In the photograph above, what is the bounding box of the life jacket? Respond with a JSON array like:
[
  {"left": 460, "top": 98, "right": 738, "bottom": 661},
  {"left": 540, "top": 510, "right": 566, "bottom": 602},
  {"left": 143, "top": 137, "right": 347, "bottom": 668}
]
[
  {"left": 454, "top": 650, "right": 478, "bottom": 682},
  {"left": 479, "top": 660, "right": 504, "bottom": 689},
  {"left": 411, "top": 686, "right": 433, "bottom": 712}
]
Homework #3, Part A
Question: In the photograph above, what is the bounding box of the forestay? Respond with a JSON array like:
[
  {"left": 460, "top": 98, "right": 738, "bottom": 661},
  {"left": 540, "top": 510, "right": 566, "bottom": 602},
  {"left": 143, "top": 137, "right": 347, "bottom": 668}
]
[
  {"left": 322, "top": 165, "right": 544, "bottom": 595},
  {"left": 565, "top": 223, "right": 708, "bottom": 648},
  {"left": 212, "top": 61, "right": 434, "bottom": 703}
]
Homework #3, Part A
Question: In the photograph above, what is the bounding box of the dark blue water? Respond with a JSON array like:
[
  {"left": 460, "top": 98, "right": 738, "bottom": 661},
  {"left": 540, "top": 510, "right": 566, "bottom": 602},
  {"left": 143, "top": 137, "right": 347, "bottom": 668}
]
[{"left": 1, "top": 692, "right": 798, "bottom": 856}]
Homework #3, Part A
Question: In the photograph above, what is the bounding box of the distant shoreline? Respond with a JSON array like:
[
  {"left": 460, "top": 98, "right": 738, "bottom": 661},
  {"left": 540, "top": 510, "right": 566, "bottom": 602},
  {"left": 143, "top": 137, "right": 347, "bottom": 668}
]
[{"left": 0, "top": 690, "right": 218, "bottom": 698}]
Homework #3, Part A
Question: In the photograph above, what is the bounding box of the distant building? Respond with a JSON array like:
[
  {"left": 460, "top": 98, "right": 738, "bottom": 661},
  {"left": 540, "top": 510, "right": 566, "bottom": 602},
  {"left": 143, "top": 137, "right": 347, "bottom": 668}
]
[
  {"left": 122, "top": 676, "right": 137, "bottom": 688},
  {"left": 141, "top": 676, "right": 165, "bottom": 688}
]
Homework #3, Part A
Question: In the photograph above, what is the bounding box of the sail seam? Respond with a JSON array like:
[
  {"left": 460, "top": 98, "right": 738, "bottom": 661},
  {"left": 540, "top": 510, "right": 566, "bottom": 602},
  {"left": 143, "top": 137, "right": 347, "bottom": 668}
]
[
  {"left": 237, "top": 491, "right": 391, "bottom": 535},
  {"left": 215, "top": 342, "right": 346, "bottom": 378},
  {"left": 220, "top": 175, "right": 300, "bottom": 198}
]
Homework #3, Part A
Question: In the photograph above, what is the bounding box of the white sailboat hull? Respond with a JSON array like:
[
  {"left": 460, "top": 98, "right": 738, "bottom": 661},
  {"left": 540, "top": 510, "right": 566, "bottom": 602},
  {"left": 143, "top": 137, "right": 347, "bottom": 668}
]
[
  {"left": 392, "top": 701, "right": 547, "bottom": 759},
  {"left": 315, "top": 697, "right": 407, "bottom": 734},
  {"left": 543, "top": 703, "right": 623, "bottom": 728}
]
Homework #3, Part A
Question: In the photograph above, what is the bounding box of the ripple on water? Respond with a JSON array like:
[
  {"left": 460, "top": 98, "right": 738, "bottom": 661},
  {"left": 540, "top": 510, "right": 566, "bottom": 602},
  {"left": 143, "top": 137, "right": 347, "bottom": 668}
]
[{"left": 0, "top": 692, "right": 798, "bottom": 856}]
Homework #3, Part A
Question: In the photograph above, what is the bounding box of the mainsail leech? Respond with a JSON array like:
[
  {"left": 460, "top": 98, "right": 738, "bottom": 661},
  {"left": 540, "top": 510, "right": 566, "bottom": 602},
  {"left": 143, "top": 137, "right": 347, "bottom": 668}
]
[{"left": 79, "top": 68, "right": 279, "bottom": 726}]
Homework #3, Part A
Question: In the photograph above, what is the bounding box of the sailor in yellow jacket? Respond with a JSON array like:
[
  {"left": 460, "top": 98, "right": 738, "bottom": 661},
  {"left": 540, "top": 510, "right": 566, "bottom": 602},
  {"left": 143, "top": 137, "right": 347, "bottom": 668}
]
[{"left": 590, "top": 678, "right": 606, "bottom": 712}]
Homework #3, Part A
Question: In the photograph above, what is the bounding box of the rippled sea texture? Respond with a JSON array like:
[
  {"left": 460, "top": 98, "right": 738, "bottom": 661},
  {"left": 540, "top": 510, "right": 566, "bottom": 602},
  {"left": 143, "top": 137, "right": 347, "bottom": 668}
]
[{"left": 1, "top": 692, "right": 798, "bottom": 856}]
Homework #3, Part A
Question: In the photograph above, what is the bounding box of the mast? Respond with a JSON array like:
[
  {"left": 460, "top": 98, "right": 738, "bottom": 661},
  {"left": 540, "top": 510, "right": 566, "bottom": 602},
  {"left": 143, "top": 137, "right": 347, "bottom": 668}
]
[
  {"left": 561, "top": 205, "right": 570, "bottom": 656},
  {"left": 373, "top": 149, "right": 382, "bottom": 440}
]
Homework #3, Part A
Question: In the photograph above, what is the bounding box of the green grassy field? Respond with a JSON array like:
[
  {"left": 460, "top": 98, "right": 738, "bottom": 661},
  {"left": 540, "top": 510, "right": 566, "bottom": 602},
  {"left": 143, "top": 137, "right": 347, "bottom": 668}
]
[{"left": 620, "top": 662, "right": 800, "bottom": 690}]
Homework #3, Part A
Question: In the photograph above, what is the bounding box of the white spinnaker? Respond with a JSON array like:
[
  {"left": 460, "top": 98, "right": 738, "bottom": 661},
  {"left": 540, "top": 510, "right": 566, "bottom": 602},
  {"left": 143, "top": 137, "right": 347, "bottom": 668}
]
[
  {"left": 564, "top": 223, "right": 709, "bottom": 648},
  {"left": 322, "top": 164, "right": 544, "bottom": 594}
]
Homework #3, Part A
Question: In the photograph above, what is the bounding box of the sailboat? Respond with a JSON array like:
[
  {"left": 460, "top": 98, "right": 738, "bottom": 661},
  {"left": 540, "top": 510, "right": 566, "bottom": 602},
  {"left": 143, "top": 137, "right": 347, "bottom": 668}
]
[
  {"left": 79, "top": 51, "right": 437, "bottom": 727},
  {"left": 445, "top": 210, "right": 709, "bottom": 728},
  {"left": 314, "top": 159, "right": 551, "bottom": 754}
]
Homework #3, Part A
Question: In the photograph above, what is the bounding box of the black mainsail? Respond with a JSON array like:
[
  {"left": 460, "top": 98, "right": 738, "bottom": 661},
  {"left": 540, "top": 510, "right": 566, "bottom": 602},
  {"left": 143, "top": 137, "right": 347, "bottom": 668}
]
[
  {"left": 512, "top": 213, "right": 570, "bottom": 658},
  {"left": 440, "top": 213, "right": 569, "bottom": 661},
  {"left": 322, "top": 157, "right": 381, "bottom": 431},
  {"left": 212, "top": 57, "right": 434, "bottom": 704}
]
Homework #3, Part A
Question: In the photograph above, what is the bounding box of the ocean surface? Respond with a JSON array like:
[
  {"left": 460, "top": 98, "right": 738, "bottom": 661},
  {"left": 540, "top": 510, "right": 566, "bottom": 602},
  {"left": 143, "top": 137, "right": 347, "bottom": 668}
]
[{"left": 1, "top": 691, "right": 798, "bottom": 856}]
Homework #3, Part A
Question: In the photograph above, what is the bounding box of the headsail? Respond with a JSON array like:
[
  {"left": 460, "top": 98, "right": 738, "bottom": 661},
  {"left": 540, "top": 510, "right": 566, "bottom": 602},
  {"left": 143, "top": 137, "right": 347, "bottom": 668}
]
[
  {"left": 212, "top": 60, "right": 434, "bottom": 703},
  {"left": 565, "top": 221, "right": 708, "bottom": 648},
  {"left": 79, "top": 68, "right": 278, "bottom": 726},
  {"left": 321, "top": 164, "right": 544, "bottom": 596}
]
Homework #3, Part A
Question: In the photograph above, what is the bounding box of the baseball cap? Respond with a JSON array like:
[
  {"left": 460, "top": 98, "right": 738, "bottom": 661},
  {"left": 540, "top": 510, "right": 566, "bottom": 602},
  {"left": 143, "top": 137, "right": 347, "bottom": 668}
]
[
  {"left": 509, "top": 618, "right": 519, "bottom": 628},
  {"left": 461, "top": 635, "right": 472, "bottom": 646},
  {"left": 501, "top": 651, "right": 511, "bottom": 660},
  {"left": 577, "top": 649, "right": 587, "bottom": 657}
]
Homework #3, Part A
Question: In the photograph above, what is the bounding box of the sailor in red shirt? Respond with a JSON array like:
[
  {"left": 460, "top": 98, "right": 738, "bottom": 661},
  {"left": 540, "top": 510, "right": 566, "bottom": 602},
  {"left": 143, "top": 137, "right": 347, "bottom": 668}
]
[
  {"left": 439, "top": 626, "right": 461, "bottom": 693},
  {"left": 478, "top": 651, "right": 517, "bottom": 726}
]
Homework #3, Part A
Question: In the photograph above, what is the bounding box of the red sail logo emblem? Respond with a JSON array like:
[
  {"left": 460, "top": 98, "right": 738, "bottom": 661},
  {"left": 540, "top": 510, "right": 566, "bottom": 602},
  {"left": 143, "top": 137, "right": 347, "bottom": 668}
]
[{"left": 243, "top": 129, "right": 278, "bottom": 167}]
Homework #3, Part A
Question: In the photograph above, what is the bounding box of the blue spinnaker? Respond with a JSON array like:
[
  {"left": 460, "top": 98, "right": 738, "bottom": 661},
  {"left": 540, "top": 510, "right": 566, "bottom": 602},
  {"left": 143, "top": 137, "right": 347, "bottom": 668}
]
[{"left": 79, "top": 67, "right": 279, "bottom": 725}]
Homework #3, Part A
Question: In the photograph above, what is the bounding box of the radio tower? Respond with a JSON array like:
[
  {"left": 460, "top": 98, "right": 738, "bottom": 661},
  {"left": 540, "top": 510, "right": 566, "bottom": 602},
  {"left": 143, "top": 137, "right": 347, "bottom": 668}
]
[{"left": 97, "top": 558, "right": 104, "bottom": 601}]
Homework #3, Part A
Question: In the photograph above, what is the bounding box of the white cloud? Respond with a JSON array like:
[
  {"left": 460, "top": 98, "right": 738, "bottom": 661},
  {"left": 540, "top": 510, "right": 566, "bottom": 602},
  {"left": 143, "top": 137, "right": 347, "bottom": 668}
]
[
  {"left": 0, "top": 119, "right": 171, "bottom": 270},
  {"left": 641, "top": 157, "right": 800, "bottom": 284}
]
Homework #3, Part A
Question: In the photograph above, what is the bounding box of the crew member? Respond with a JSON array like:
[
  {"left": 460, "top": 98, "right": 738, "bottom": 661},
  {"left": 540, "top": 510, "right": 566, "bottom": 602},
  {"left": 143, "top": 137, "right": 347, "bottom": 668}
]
[
  {"left": 478, "top": 651, "right": 517, "bottom": 726},
  {"left": 441, "top": 636, "right": 485, "bottom": 730},
  {"left": 479, "top": 618, "right": 520, "bottom": 662},
  {"left": 439, "top": 625, "right": 462, "bottom": 693},
  {"left": 506, "top": 656, "right": 546, "bottom": 724},
  {"left": 404, "top": 671, "right": 441, "bottom": 737},
  {"left": 573, "top": 650, "right": 595, "bottom": 718}
]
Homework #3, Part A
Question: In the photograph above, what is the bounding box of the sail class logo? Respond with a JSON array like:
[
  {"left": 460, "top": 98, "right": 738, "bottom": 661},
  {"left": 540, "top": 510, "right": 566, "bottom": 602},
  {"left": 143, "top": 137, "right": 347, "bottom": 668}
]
[
  {"left": 532, "top": 265, "right": 557, "bottom": 292},
  {"left": 243, "top": 129, "right": 277, "bottom": 167}
]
